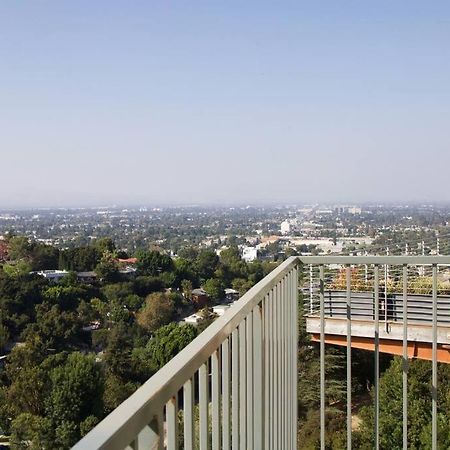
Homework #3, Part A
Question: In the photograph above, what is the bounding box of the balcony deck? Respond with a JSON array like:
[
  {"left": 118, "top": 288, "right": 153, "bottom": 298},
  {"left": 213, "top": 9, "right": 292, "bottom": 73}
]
[{"left": 305, "top": 291, "right": 450, "bottom": 362}]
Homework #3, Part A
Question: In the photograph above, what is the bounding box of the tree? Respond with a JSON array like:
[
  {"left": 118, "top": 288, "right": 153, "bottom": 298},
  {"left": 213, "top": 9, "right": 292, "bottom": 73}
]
[
  {"left": 45, "top": 352, "right": 104, "bottom": 446},
  {"left": 203, "top": 278, "right": 224, "bottom": 302},
  {"left": 145, "top": 323, "right": 198, "bottom": 369},
  {"left": 7, "top": 236, "right": 32, "bottom": 261},
  {"left": 0, "top": 323, "right": 9, "bottom": 352},
  {"left": 232, "top": 278, "right": 254, "bottom": 296},
  {"left": 2, "top": 259, "right": 32, "bottom": 278},
  {"left": 181, "top": 279, "right": 193, "bottom": 299},
  {"left": 103, "top": 374, "right": 138, "bottom": 413},
  {"left": 356, "top": 357, "right": 450, "bottom": 449},
  {"left": 24, "top": 304, "right": 82, "bottom": 351},
  {"left": 136, "top": 292, "right": 174, "bottom": 333},
  {"left": 136, "top": 250, "right": 174, "bottom": 276},
  {"left": 9, "top": 413, "right": 53, "bottom": 450},
  {"left": 195, "top": 250, "right": 219, "bottom": 281},
  {"left": 93, "top": 237, "right": 116, "bottom": 256},
  {"left": 30, "top": 244, "right": 59, "bottom": 271},
  {"left": 96, "top": 252, "right": 120, "bottom": 282}
]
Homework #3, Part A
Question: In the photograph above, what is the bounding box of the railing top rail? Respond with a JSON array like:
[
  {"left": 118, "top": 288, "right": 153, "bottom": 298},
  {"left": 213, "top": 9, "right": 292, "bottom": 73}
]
[
  {"left": 73, "top": 256, "right": 299, "bottom": 450},
  {"left": 299, "top": 255, "right": 450, "bottom": 265}
]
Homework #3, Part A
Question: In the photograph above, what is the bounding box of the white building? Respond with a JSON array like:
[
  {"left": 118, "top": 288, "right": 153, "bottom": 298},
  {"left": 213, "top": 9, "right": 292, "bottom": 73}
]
[
  {"left": 280, "top": 220, "right": 291, "bottom": 235},
  {"left": 212, "top": 305, "right": 230, "bottom": 316},
  {"left": 242, "top": 246, "right": 258, "bottom": 262},
  {"left": 35, "top": 270, "right": 69, "bottom": 283}
]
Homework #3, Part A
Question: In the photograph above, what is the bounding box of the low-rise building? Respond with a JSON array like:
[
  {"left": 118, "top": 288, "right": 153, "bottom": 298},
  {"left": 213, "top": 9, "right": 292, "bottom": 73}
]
[{"left": 191, "top": 288, "right": 209, "bottom": 307}]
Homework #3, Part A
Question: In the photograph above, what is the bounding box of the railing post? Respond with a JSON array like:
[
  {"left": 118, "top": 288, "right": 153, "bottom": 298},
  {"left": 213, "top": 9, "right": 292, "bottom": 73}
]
[
  {"left": 319, "top": 264, "right": 325, "bottom": 450},
  {"left": 253, "top": 305, "right": 263, "bottom": 450},
  {"left": 346, "top": 265, "right": 352, "bottom": 450},
  {"left": 402, "top": 264, "right": 408, "bottom": 450},
  {"left": 374, "top": 265, "right": 380, "bottom": 450},
  {"left": 432, "top": 264, "right": 438, "bottom": 450}
]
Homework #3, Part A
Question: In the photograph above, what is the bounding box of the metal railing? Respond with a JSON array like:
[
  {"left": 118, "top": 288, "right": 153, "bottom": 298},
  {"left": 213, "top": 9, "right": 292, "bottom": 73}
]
[
  {"left": 73, "top": 255, "right": 450, "bottom": 450},
  {"left": 73, "top": 257, "right": 299, "bottom": 450},
  {"left": 302, "top": 255, "right": 450, "bottom": 450}
]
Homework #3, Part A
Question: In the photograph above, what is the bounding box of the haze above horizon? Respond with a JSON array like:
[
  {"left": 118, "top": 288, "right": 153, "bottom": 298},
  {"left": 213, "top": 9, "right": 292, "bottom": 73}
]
[{"left": 1, "top": 1, "right": 450, "bottom": 208}]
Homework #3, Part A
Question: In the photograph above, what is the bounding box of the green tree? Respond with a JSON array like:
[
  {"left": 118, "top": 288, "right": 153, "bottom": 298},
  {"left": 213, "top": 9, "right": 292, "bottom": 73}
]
[
  {"left": 0, "top": 323, "right": 9, "bottom": 352},
  {"left": 93, "top": 237, "right": 116, "bottom": 256},
  {"left": 145, "top": 323, "right": 198, "bottom": 369},
  {"left": 96, "top": 252, "right": 120, "bottom": 282},
  {"left": 195, "top": 250, "right": 219, "bottom": 281},
  {"left": 136, "top": 250, "right": 174, "bottom": 276},
  {"left": 136, "top": 292, "right": 174, "bottom": 333},
  {"left": 203, "top": 278, "right": 224, "bottom": 302},
  {"left": 9, "top": 413, "right": 53, "bottom": 450},
  {"left": 356, "top": 357, "right": 450, "bottom": 449},
  {"left": 45, "top": 352, "right": 104, "bottom": 447}
]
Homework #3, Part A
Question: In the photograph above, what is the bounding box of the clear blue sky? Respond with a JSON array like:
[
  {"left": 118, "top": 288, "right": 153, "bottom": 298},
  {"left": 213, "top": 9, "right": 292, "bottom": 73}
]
[{"left": 1, "top": 1, "right": 449, "bottom": 207}]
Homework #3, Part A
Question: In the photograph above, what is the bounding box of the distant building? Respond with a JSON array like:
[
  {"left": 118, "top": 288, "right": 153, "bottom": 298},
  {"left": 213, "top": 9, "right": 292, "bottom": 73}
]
[
  {"left": 280, "top": 220, "right": 291, "bottom": 235},
  {"left": 35, "top": 270, "right": 69, "bottom": 283},
  {"left": 348, "top": 207, "right": 362, "bottom": 215},
  {"left": 224, "top": 288, "right": 239, "bottom": 302},
  {"left": 119, "top": 266, "right": 137, "bottom": 277},
  {"left": 183, "top": 313, "right": 203, "bottom": 325},
  {"left": 191, "top": 288, "right": 209, "bottom": 307},
  {"left": 35, "top": 270, "right": 97, "bottom": 284},
  {"left": 77, "top": 271, "right": 97, "bottom": 283},
  {"left": 242, "top": 246, "right": 258, "bottom": 262},
  {"left": 117, "top": 258, "right": 138, "bottom": 265},
  {"left": 213, "top": 305, "right": 230, "bottom": 316}
]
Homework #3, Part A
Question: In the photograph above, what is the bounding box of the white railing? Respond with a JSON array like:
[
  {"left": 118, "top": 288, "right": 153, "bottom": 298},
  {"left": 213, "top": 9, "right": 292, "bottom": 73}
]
[
  {"left": 73, "top": 257, "right": 299, "bottom": 450},
  {"left": 302, "top": 255, "right": 450, "bottom": 450},
  {"left": 74, "top": 255, "right": 450, "bottom": 450}
]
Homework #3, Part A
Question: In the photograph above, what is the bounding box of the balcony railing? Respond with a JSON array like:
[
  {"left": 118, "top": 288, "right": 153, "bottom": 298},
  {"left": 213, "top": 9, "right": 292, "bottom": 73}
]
[
  {"left": 73, "top": 255, "right": 450, "bottom": 450},
  {"left": 73, "top": 257, "right": 299, "bottom": 450}
]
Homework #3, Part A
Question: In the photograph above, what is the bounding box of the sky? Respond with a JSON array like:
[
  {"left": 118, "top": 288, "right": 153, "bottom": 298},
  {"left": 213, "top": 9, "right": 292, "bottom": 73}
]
[{"left": 1, "top": 1, "right": 450, "bottom": 208}]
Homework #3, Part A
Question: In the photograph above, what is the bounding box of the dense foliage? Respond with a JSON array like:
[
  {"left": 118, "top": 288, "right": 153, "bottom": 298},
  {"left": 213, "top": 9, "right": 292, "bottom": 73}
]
[{"left": 0, "top": 237, "right": 276, "bottom": 448}]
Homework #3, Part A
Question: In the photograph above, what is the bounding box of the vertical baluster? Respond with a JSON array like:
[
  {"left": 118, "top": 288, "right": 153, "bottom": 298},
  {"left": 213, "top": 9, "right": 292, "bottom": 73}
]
[
  {"left": 239, "top": 321, "right": 247, "bottom": 450},
  {"left": 320, "top": 264, "right": 325, "bottom": 450},
  {"left": 294, "top": 265, "right": 298, "bottom": 448},
  {"left": 402, "top": 265, "right": 408, "bottom": 450},
  {"left": 232, "top": 329, "right": 239, "bottom": 450},
  {"left": 184, "top": 377, "right": 195, "bottom": 450},
  {"left": 253, "top": 305, "right": 263, "bottom": 450},
  {"left": 246, "top": 313, "right": 254, "bottom": 449},
  {"left": 167, "top": 395, "right": 178, "bottom": 450},
  {"left": 264, "top": 292, "right": 270, "bottom": 450},
  {"left": 276, "top": 281, "right": 282, "bottom": 450},
  {"left": 199, "top": 362, "right": 209, "bottom": 450},
  {"left": 273, "top": 283, "right": 279, "bottom": 449},
  {"left": 287, "top": 271, "right": 292, "bottom": 450},
  {"left": 281, "top": 277, "right": 286, "bottom": 450},
  {"left": 212, "top": 350, "right": 220, "bottom": 450},
  {"left": 346, "top": 265, "right": 352, "bottom": 450},
  {"left": 222, "top": 338, "right": 231, "bottom": 450},
  {"left": 432, "top": 264, "right": 438, "bottom": 450},
  {"left": 374, "top": 265, "right": 380, "bottom": 450},
  {"left": 269, "top": 288, "right": 275, "bottom": 450}
]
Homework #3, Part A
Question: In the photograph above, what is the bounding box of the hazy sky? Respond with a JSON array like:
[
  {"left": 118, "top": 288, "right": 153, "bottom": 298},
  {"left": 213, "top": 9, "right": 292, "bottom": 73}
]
[{"left": 1, "top": 1, "right": 450, "bottom": 207}]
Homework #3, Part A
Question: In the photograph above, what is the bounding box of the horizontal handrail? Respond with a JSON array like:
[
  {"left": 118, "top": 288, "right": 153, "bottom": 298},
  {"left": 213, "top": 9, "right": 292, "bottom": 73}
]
[
  {"left": 299, "top": 255, "right": 450, "bottom": 265},
  {"left": 73, "top": 256, "right": 299, "bottom": 450}
]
